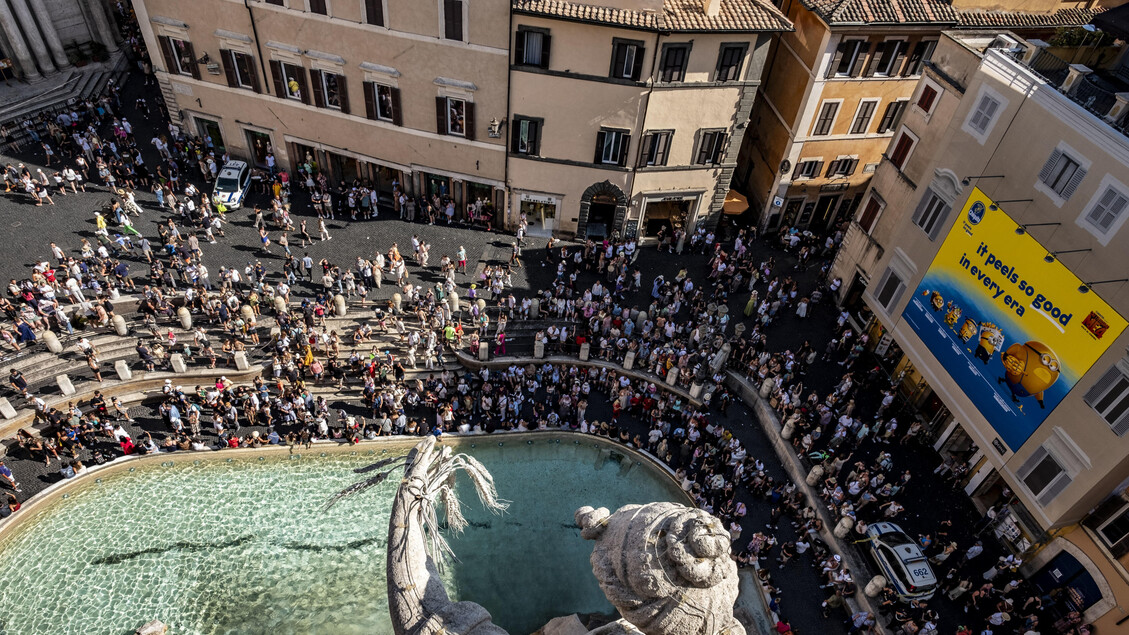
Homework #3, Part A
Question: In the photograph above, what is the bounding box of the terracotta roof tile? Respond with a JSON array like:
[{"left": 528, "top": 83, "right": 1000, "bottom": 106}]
[
  {"left": 956, "top": 7, "right": 1103, "bottom": 29},
  {"left": 800, "top": 0, "right": 957, "bottom": 25},
  {"left": 512, "top": 0, "right": 792, "bottom": 32}
]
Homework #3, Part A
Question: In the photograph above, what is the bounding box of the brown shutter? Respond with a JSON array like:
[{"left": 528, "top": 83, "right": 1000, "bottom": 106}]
[
  {"left": 220, "top": 49, "right": 237, "bottom": 87},
  {"left": 631, "top": 47, "right": 645, "bottom": 81},
  {"left": 295, "top": 68, "right": 310, "bottom": 105},
  {"left": 825, "top": 160, "right": 839, "bottom": 177},
  {"left": 531, "top": 120, "right": 541, "bottom": 155},
  {"left": 436, "top": 96, "right": 447, "bottom": 134},
  {"left": 637, "top": 133, "right": 654, "bottom": 167},
  {"left": 390, "top": 88, "right": 402, "bottom": 126},
  {"left": 845, "top": 158, "right": 858, "bottom": 175},
  {"left": 541, "top": 34, "right": 552, "bottom": 69},
  {"left": 792, "top": 162, "right": 803, "bottom": 180},
  {"left": 891, "top": 42, "right": 908, "bottom": 77},
  {"left": 514, "top": 30, "right": 526, "bottom": 65},
  {"left": 337, "top": 76, "right": 350, "bottom": 115},
  {"left": 363, "top": 81, "right": 377, "bottom": 120},
  {"left": 246, "top": 55, "right": 262, "bottom": 93},
  {"left": 851, "top": 42, "right": 872, "bottom": 78},
  {"left": 863, "top": 42, "right": 884, "bottom": 77},
  {"left": 825, "top": 41, "right": 845, "bottom": 78},
  {"left": 309, "top": 69, "right": 325, "bottom": 108},
  {"left": 618, "top": 133, "right": 631, "bottom": 166},
  {"left": 511, "top": 119, "right": 521, "bottom": 153},
  {"left": 158, "top": 36, "right": 177, "bottom": 74},
  {"left": 814, "top": 160, "right": 824, "bottom": 175},
  {"left": 181, "top": 41, "right": 201, "bottom": 79},
  {"left": 594, "top": 131, "right": 606, "bottom": 163},
  {"left": 269, "top": 60, "right": 286, "bottom": 98},
  {"left": 463, "top": 101, "right": 475, "bottom": 141}
]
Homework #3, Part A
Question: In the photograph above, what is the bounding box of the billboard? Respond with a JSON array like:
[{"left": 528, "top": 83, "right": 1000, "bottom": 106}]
[{"left": 902, "top": 188, "right": 1127, "bottom": 450}]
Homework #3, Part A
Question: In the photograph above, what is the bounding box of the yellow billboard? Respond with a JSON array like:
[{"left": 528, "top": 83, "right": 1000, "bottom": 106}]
[{"left": 903, "top": 187, "right": 1127, "bottom": 449}]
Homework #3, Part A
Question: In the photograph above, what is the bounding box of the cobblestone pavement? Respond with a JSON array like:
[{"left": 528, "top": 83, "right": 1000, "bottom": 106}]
[{"left": 0, "top": 66, "right": 1007, "bottom": 635}]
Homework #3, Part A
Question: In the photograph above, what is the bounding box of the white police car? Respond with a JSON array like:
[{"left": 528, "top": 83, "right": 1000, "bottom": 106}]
[
  {"left": 212, "top": 160, "right": 251, "bottom": 210},
  {"left": 866, "top": 522, "right": 938, "bottom": 601}
]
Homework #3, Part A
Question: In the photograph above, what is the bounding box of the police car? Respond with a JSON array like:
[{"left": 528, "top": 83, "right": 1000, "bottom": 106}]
[
  {"left": 866, "top": 522, "right": 938, "bottom": 601},
  {"left": 212, "top": 160, "right": 251, "bottom": 210}
]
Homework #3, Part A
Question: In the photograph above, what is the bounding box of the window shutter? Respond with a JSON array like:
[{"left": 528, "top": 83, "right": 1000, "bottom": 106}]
[
  {"left": 903, "top": 40, "right": 926, "bottom": 77},
  {"left": 1084, "top": 366, "right": 1121, "bottom": 406},
  {"left": 1039, "top": 149, "right": 1063, "bottom": 185},
  {"left": 864, "top": 42, "right": 886, "bottom": 77},
  {"left": 826, "top": 42, "right": 846, "bottom": 78},
  {"left": 911, "top": 189, "right": 935, "bottom": 226},
  {"left": 158, "top": 36, "right": 177, "bottom": 73},
  {"left": 269, "top": 60, "right": 286, "bottom": 98},
  {"left": 656, "top": 132, "right": 670, "bottom": 165},
  {"left": 813, "top": 160, "right": 824, "bottom": 176},
  {"left": 792, "top": 162, "right": 803, "bottom": 180},
  {"left": 851, "top": 42, "right": 871, "bottom": 78},
  {"left": 540, "top": 33, "right": 552, "bottom": 69},
  {"left": 1020, "top": 446, "right": 1050, "bottom": 487},
  {"left": 514, "top": 31, "right": 526, "bottom": 65},
  {"left": 618, "top": 133, "right": 631, "bottom": 166},
  {"left": 594, "top": 131, "right": 607, "bottom": 163},
  {"left": 891, "top": 42, "right": 907, "bottom": 76},
  {"left": 220, "top": 49, "right": 238, "bottom": 87},
  {"left": 363, "top": 82, "right": 377, "bottom": 120},
  {"left": 612, "top": 45, "right": 627, "bottom": 78},
  {"left": 295, "top": 69, "right": 310, "bottom": 105},
  {"left": 246, "top": 55, "right": 262, "bottom": 93},
  {"left": 1039, "top": 473, "right": 1072, "bottom": 507},
  {"left": 638, "top": 134, "right": 654, "bottom": 167},
  {"left": 532, "top": 120, "right": 541, "bottom": 155},
  {"left": 845, "top": 158, "right": 858, "bottom": 175},
  {"left": 511, "top": 119, "right": 522, "bottom": 154},
  {"left": 182, "top": 41, "right": 200, "bottom": 79},
  {"left": 859, "top": 197, "right": 881, "bottom": 232},
  {"left": 309, "top": 69, "right": 325, "bottom": 108},
  {"left": 390, "top": 88, "right": 402, "bottom": 126},
  {"left": 1062, "top": 166, "right": 1088, "bottom": 200},
  {"left": 631, "top": 48, "right": 645, "bottom": 80},
  {"left": 463, "top": 102, "right": 476, "bottom": 141},
  {"left": 436, "top": 96, "right": 448, "bottom": 135},
  {"left": 336, "top": 76, "right": 350, "bottom": 114},
  {"left": 825, "top": 160, "right": 839, "bottom": 177}
]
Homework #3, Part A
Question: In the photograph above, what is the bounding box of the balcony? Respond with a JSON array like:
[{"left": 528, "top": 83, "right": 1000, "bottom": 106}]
[{"left": 1012, "top": 41, "right": 1129, "bottom": 139}]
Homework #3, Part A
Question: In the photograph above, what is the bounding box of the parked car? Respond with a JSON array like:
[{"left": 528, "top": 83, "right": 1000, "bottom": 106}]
[
  {"left": 866, "top": 522, "right": 938, "bottom": 601},
  {"left": 212, "top": 160, "right": 251, "bottom": 209}
]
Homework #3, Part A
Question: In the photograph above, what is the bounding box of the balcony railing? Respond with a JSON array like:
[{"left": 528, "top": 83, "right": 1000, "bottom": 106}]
[{"left": 1015, "top": 46, "right": 1129, "bottom": 140}]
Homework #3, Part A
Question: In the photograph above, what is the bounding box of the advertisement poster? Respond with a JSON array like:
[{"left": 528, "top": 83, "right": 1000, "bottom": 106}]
[{"left": 902, "top": 188, "right": 1127, "bottom": 450}]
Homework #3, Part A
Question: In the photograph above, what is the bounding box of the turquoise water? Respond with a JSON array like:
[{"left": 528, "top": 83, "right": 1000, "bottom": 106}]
[{"left": 0, "top": 437, "right": 685, "bottom": 635}]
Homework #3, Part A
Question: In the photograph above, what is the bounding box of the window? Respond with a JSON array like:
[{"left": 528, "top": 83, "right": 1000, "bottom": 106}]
[
  {"left": 829, "top": 39, "right": 868, "bottom": 78},
  {"left": 793, "top": 159, "right": 823, "bottom": 180},
  {"left": 310, "top": 69, "right": 348, "bottom": 112},
  {"left": 1084, "top": 362, "right": 1129, "bottom": 436},
  {"left": 876, "top": 100, "right": 907, "bottom": 133},
  {"left": 826, "top": 156, "right": 858, "bottom": 177},
  {"left": 436, "top": 96, "right": 474, "bottom": 139},
  {"left": 269, "top": 60, "right": 308, "bottom": 104},
  {"left": 888, "top": 129, "right": 917, "bottom": 170},
  {"left": 638, "top": 130, "right": 672, "bottom": 167},
  {"left": 1018, "top": 446, "right": 1071, "bottom": 507},
  {"left": 594, "top": 129, "right": 630, "bottom": 166},
  {"left": 511, "top": 116, "right": 542, "bottom": 156},
  {"left": 265, "top": 0, "right": 284, "bottom": 5},
  {"left": 850, "top": 100, "right": 877, "bottom": 134},
  {"left": 873, "top": 265, "right": 907, "bottom": 312},
  {"left": 869, "top": 40, "right": 905, "bottom": 77},
  {"left": 442, "top": 0, "right": 464, "bottom": 41},
  {"left": 812, "top": 101, "right": 839, "bottom": 136},
  {"left": 911, "top": 188, "right": 951, "bottom": 239},
  {"left": 903, "top": 40, "right": 937, "bottom": 77},
  {"left": 610, "top": 40, "right": 644, "bottom": 81},
  {"left": 917, "top": 85, "right": 938, "bottom": 113},
  {"left": 1038, "top": 149, "right": 1087, "bottom": 200},
  {"left": 660, "top": 44, "right": 690, "bottom": 82},
  {"left": 309, "top": 0, "right": 327, "bottom": 14},
  {"left": 363, "top": 0, "right": 384, "bottom": 26},
  {"left": 515, "top": 28, "right": 551, "bottom": 69},
  {"left": 857, "top": 194, "right": 884, "bottom": 233},
  {"left": 221, "top": 50, "right": 260, "bottom": 92},
  {"left": 158, "top": 36, "right": 200, "bottom": 79},
  {"left": 696, "top": 130, "right": 727, "bottom": 165},
  {"left": 1100, "top": 506, "right": 1129, "bottom": 547},
  {"left": 1079, "top": 179, "right": 1129, "bottom": 245},
  {"left": 715, "top": 44, "right": 746, "bottom": 82},
  {"left": 363, "top": 82, "right": 401, "bottom": 125}
]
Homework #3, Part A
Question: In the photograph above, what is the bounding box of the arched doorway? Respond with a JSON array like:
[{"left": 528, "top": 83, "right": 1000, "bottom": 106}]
[{"left": 578, "top": 180, "right": 628, "bottom": 240}]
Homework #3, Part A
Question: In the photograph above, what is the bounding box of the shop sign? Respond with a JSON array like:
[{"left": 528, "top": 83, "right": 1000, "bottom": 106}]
[
  {"left": 902, "top": 187, "right": 1127, "bottom": 450},
  {"left": 521, "top": 194, "right": 558, "bottom": 205}
]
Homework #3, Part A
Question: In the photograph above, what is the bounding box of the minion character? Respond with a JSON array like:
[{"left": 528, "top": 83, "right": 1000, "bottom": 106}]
[
  {"left": 959, "top": 318, "right": 978, "bottom": 342},
  {"left": 973, "top": 323, "right": 1004, "bottom": 365},
  {"left": 997, "top": 341, "right": 1060, "bottom": 408},
  {"left": 945, "top": 305, "right": 962, "bottom": 328},
  {"left": 930, "top": 291, "right": 944, "bottom": 311}
]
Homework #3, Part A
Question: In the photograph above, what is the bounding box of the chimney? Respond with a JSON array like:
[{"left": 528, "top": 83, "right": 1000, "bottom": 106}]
[{"left": 704, "top": 0, "right": 721, "bottom": 17}]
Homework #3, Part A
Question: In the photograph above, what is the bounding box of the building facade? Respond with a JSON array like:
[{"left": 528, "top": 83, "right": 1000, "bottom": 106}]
[
  {"left": 830, "top": 30, "right": 1129, "bottom": 628},
  {"left": 0, "top": 0, "right": 121, "bottom": 81}
]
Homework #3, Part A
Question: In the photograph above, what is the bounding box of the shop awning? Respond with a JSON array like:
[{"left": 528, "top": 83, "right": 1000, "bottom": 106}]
[{"left": 723, "top": 189, "right": 749, "bottom": 215}]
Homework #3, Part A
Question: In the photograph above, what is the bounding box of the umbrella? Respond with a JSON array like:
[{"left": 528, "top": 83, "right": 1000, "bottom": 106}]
[{"left": 723, "top": 189, "right": 749, "bottom": 215}]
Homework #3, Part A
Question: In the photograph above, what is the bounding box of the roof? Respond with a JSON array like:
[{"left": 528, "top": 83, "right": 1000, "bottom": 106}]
[
  {"left": 1092, "top": 4, "right": 1129, "bottom": 39},
  {"left": 511, "top": 0, "right": 793, "bottom": 32},
  {"left": 957, "top": 6, "right": 1103, "bottom": 29},
  {"left": 799, "top": 0, "right": 957, "bottom": 25}
]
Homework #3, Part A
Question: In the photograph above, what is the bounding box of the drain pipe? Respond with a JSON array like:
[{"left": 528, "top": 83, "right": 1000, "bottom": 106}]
[
  {"left": 503, "top": 4, "right": 513, "bottom": 232},
  {"left": 244, "top": 0, "right": 271, "bottom": 96}
]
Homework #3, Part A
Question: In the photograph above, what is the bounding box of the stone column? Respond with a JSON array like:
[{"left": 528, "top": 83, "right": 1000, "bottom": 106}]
[
  {"left": 10, "top": 0, "right": 56, "bottom": 75},
  {"left": 0, "top": 0, "right": 41, "bottom": 80},
  {"left": 25, "top": 0, "right": 69, "bottom": 69},
  {"left": 85, "top": 0, "right": 117, "bottom": 51}
]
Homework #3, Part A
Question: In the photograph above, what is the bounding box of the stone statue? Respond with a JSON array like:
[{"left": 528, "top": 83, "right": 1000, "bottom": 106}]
[{"left": 326, "top": 437, "right": 745, "bottom": 635}]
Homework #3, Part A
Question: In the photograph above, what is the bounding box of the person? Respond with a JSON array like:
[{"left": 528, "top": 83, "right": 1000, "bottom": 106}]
[
  {"left": 0, "top": 461, "right": 20, "bottom": 492},
  {"left": 9, "top": 369, "right": 28, "bottom": 397}
]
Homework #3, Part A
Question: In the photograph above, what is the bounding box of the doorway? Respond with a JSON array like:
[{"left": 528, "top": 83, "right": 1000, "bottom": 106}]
[
  {"left": 587, "top": 195, "right": 616, "bottom": 239},
  {"left": 245, "top": 130, "right": 274, "bottom": 168},
  {"left": 194, "top": 117, "right": 225, "bottom": 155},
  {"left": 641, "top": 199, "right": 691, "bottom": 239},
  {"left": 781, "top": 199, "right": 803, "bottom": 227},
  {"left": 521, "top": 199, "right": 557, "bottom": 236},
  {"left": 815, "top": 194, "right": 841, "bottom": 228}
]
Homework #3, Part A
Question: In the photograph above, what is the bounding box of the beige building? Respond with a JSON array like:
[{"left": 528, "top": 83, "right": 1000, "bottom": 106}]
[
  {"left": 506, "top": 0, "right": 789, "bottom": 240},
  {"left": 135, "top": 0, "right": 511, "bottom": 213},
  {"left": 732, "top": 0, "right": 1111, "bottom": 234},
  {"left": 831, "top": 30, "right": 1129, "bottom": 627}
]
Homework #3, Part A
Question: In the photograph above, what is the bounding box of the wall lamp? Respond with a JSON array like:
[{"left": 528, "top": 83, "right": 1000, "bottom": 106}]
[
  {"left": 1014, "top": 222, "right": 1061, "bottom": 235},
  {"left": 961, "top": 175, "right": 1005, "bottom": 187},
  {"left": 1044, "top": 248, "right": 1091, "bottom": 263},
  {"left": 989, "top": 199, "right": 1035, "bottom": 211},
  {"left": 196, "top": 52, "right": 211, "bottom": 65},
  {"left": 1079, "top": 279, "right": 1129, "bottom": 293}
]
